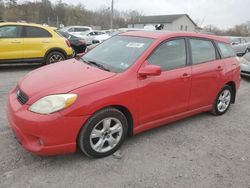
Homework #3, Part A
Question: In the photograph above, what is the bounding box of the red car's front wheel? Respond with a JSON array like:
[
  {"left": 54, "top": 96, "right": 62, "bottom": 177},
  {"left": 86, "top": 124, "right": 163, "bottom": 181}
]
[{"left": 78, "top": 108, "right": 128, "bottom": 158}]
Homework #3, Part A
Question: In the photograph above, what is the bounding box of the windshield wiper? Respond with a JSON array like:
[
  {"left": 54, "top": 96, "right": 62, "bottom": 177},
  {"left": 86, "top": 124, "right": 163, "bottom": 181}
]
[{"left": 81, "top": 58, "right": 110, "bottom": 72}]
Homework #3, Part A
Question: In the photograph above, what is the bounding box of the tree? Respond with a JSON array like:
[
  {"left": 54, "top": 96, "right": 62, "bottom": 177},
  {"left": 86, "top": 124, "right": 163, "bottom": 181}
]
[
  {"left": 203, "top": 24, "right": 250, "bottom": 36},
  {"left": 7, "top": 0, "right": 17, "bottom": 7},
  {"left": 38, "top": 0, "right": 53, "bottom": 24},
  {"left": 0, "top": 0, "right": 5, "bottom": 20}
]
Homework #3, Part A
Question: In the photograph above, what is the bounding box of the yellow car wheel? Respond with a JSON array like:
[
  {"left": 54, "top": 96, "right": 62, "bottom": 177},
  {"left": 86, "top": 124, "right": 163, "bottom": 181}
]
[{"left": 45, "top": 51, "right": 65, "bottom": 65}]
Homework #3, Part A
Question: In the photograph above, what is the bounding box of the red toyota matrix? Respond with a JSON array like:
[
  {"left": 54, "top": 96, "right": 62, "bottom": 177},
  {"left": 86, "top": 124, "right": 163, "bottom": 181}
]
[{"left": 7, "top": 31, "right": 241, "bottom": 158}]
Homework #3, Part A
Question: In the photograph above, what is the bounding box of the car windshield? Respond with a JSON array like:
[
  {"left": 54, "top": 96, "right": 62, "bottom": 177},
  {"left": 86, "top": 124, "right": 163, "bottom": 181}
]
[
  {"left": 82, "top": 35, "right": 154, "bottom": 73},
  {"left": 79, "top": 31, "right": 91, "bottom": 36},
  {"left": 229, "top": 37, "right": 241, "bottom": 44}
]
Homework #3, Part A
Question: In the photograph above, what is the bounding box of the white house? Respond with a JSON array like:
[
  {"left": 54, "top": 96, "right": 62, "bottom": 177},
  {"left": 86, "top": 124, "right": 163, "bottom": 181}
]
[{"left": 128, "top": 14, "right": 198, "bottom": 32}]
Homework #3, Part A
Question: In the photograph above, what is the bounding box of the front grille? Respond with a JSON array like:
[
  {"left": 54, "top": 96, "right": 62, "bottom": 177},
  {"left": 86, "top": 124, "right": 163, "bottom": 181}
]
[{"left": 16, "top": 89, "right": 29, "bottom": 105}]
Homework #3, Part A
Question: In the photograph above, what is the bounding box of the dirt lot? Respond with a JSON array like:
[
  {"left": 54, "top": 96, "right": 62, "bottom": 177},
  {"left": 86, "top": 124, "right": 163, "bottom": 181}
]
[{"left": 0, "top": 64, "right": 250, "bottom": 188}]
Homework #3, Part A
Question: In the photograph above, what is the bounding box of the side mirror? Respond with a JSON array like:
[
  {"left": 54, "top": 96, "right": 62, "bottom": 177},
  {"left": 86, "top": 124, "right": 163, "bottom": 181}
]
[{"left": 138, "top": 64, "right": 162, "bottom": 77}]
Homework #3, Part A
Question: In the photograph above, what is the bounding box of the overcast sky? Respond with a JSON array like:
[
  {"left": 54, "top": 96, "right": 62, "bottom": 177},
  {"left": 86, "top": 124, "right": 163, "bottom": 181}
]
[
  {"left": 61, "top": 0, "right": 250, "bottom": 28},
  {"left": 21, "top": 0, "right": 250, "bottom": 28}
]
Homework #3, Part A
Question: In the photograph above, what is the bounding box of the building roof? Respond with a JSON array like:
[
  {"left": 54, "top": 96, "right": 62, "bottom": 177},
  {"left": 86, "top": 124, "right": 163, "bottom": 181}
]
[{"left": 128, "top": 14, "right": 197, "bottom": 26}]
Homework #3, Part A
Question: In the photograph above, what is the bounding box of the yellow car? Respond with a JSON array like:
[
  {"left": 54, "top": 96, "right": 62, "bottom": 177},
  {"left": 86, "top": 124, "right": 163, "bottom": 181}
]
[{"left": 0, "top": 22, "right": 73, "bottom": 65}]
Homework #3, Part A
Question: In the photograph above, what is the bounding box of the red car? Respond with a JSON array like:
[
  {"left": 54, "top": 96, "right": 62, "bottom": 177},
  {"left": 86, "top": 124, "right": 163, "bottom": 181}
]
[{"left": 7, "top": 31, "right": 241, "bottom": 158}]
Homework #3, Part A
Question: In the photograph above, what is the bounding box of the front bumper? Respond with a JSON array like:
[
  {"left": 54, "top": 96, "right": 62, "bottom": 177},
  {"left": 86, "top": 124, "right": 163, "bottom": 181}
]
[{"left": 7, "top": 88, "right": 90, "bottom": 156}]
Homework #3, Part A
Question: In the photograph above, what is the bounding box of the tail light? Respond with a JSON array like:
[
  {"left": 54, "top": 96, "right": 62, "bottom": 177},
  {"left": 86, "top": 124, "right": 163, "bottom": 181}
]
[{"left": 65, "top": 39, "right": 71, "bottom": 47}]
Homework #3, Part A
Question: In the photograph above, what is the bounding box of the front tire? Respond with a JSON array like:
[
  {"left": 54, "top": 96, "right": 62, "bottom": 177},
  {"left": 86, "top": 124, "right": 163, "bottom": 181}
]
[
  {"left": 212, "top": 85, "right": 233, "bottom": 116},
  {"left": 78, "top": 108, "right": 128, "bottom": 158}
]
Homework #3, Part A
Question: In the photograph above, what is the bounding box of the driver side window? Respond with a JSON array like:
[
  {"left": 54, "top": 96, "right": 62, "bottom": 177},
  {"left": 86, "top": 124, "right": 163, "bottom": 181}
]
[{"left": 148, "top": 39, "right": 187, "bottom": 71}]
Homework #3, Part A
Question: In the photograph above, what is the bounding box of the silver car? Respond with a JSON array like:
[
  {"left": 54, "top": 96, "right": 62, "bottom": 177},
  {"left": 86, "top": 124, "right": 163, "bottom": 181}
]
[
  {"left": 238, "top": 53, "right": 250, "bottom": 77},
  {"left": 228, "top": 37, "right": 250, "bottom": 56}
]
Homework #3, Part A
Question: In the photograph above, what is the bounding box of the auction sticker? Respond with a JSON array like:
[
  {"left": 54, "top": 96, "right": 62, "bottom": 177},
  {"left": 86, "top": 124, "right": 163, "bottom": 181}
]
[{"left": 126, "top": 43, "right": 145, "bottom": 48}]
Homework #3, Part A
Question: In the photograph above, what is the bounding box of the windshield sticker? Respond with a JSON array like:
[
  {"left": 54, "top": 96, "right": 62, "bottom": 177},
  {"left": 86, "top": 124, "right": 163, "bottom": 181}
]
[
  {"left": 120, "top": 62, "right": 129, "bottom": 68},
  {"left": 126, "top": 43, "right": 145, "bottom": 48}
]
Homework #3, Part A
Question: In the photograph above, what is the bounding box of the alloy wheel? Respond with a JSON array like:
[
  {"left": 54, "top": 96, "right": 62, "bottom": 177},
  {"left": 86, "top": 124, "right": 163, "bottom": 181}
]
[
  {"left": 49, "top": 54, "right": 64, "bottom": 64},
  {"left": 90, "top": 117, "right": 123, "bottom": 153},
  {"left": 217, "top": 89, "right": 231, "bottom": 113}
]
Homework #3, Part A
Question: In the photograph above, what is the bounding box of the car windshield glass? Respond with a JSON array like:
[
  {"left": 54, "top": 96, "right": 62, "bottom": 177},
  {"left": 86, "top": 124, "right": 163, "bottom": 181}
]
[
  {"left": 229, "top": 37, "right": 241, "bottom": 43},
  {"left": 82, "top": 35, "right": 154, "bottom": 73},
  {"left": 79, "top": 31, "right": 90, "bottom": 36}
]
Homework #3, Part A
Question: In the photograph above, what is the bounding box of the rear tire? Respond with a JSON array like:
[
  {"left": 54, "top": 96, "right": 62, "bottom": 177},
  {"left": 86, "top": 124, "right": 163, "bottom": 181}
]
[
  {"left": 78, "top": 108, "right": 128, "bottom": 158},
  {"left": 45, "top": 51, "right": 65, "bottom": 65},
  {"left": 211, "top": 85, "right": 233, "bottom": 116}
]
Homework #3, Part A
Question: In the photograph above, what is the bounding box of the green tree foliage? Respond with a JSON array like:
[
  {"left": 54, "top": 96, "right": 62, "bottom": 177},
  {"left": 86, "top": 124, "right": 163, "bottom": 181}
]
[{"left": 0, "top": 0, "right": 141, "bottom": 29}]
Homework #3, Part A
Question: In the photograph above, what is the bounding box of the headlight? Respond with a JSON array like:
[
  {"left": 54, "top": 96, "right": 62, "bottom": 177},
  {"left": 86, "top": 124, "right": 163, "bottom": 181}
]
[{"left": 29, "top": 94, "right": 77, "bottom": 115}]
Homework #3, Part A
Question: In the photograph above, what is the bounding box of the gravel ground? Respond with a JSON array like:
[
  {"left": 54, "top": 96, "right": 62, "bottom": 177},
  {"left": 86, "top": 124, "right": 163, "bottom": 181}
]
[{"left": 0, "top": 64, "right": 250, "bottom": 188}]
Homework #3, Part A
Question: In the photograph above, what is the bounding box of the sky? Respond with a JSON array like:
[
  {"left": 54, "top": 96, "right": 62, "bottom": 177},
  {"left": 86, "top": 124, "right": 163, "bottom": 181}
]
[{"left": 21, "top": 0, "right": 250, "bottom": 29}]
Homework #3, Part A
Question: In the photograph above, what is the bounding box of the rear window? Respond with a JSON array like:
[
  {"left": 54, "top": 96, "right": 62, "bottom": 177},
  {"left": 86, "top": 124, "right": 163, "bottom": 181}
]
[
  {"left": 217, "top": 42, "right": 235, "bottom": 58},
  {"left": 24, "top": 26, "right": 52, "bottom": 38},
  {"left": 190, "top": 39, "right": 216, "bottom": 64},
  {"left": 0, "top": 25, "right": 22, "bottom": 38}
]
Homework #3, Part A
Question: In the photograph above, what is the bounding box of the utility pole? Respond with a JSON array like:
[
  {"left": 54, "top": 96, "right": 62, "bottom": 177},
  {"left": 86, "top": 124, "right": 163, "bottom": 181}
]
[
  {"left": 110, "top": 0, "right": 114, "bottom": 29},
  {"left": 56, "top": 16, "right": 59, "bottom": 28}
]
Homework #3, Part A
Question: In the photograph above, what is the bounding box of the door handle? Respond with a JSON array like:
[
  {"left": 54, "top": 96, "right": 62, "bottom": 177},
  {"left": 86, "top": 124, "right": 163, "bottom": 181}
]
[
  {"left": 216, "top": 66, "right": 223, "bottom": 71},
  {"left": 11, "top": 41, "right": 21, "bottom": 44},
  {"left": 42, "top": 40, "right": 49, "bottom": 43},
  {"left": 181, "top": 73, "right": 191, "bottom": 78}
]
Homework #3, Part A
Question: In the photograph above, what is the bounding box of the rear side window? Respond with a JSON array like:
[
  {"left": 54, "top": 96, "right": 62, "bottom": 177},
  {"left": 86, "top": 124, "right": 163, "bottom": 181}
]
[
  {"left": 217, "top": 42, "right": 235, "bottom": 58},
  {"left": 75, "top": 27, "right": 90, "bottom": 32},
  {"left": 0, "top": 25, "right": 22, "bottom": 38},
  {"left": 24, "top": 26, "right": 52, "bottom": 38},
  {"left": 148, "top": 39, "right": 187, "bottom": 70},
  {"left": 190, "top": 39, "right": 216, "bottom": 64}
]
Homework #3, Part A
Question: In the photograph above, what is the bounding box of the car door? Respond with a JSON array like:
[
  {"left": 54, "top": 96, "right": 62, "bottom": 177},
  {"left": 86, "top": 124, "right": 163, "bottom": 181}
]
[
  {"left": 86, "top": 32, "right": 100, "bottom": 45},
  {"left": 188, "top": 38, "right": 224, "bottom": 110},
  {"left": 0, "top": 25, "right": 23, "bottom": 61},
  {"left": 138, "top": 38, "right": 192, "bottom": 125},
  {"left": 23, "top": 26, "right": 52, "bottom": 59}
]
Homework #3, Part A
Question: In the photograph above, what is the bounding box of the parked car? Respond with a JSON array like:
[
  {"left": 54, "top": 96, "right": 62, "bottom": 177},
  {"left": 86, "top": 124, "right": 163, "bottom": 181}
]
[
  {"left": 73, "top": 30, "right": 106, "bottom": 45},
  {"left": 0, "top": 22, "right": 73, "bottom": 65},
  {"left": 92, "top": 30, "right": 123, "bottom": 44},
  {"left": 92, "top": 33, "right": 112, "bottom": 44},
  {"left": 58, "top": 26, "right": 92, "bottom": 36},
  {"left": 7, "top": 31, "right": 240, "bottom": 158},
  {"left": 238, "top": 53, "right": 250, "bottom": 77},
  {"left": 57, "top": 31, "right": 87, "bottom": 55},
  {"left": 227, "top": 36, "right": 250, "bottom": 56}
]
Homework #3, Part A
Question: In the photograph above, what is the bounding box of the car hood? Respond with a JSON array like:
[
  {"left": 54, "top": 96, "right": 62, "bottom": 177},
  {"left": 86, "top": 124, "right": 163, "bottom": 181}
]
[{"left": 18, "top": 59, "right": 116, "bottom": 104}]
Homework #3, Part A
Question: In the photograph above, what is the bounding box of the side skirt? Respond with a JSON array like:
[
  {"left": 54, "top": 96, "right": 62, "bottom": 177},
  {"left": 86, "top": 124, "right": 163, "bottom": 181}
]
[{"left": 134, "top": 105, "right": 212, "bottom": 135}]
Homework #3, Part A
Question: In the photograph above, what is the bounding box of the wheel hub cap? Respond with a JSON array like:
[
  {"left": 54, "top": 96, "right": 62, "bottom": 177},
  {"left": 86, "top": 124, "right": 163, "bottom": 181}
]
[
  {"left": 49, "top": 54, "right": 64, "bottom": 64},
  {"left": 217, "top": 89, "right": 231, "bottom": 113},
  {"left": 90, "top": 117, "right": 123, "bottom": 153}
]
